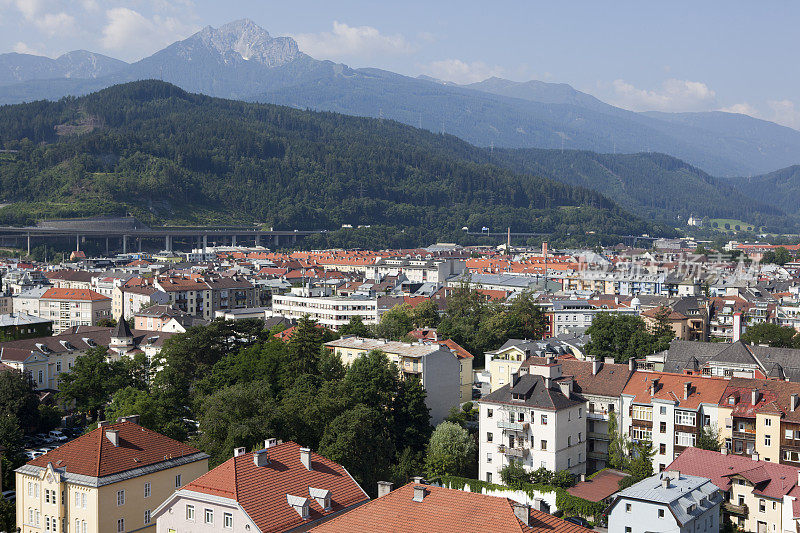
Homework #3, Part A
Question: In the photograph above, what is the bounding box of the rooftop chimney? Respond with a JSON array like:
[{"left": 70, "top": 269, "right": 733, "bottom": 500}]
[
  {"left": 118, "top": 414, "right": 139, "bottom": 424},
  {"left": 752, "top": 389, "right": 759, "bottom": 406},
  {"left": 558, "top": 379, "right": 572, "bottom": 397},
  {"left": 662, "top": 476, "right": 670, "bottom": 489},
  {"left": 411, "top": 476, "right": 424, "bottom": 484},
  {"left": 253, "top": 450, "right": 269, "bottom": 467},
  {"left": 105, "top": 429, "right": 119, "bottom": 447},
  {"left": 629, "top": 358, "right": 636, "bottom": 372},
  {"left": 752, "top": 452, "right": 760, "bottom": 462},
  {"left": 792, "top": 394, "right": 798, "bottom": 412},
  {"left": 412, "top": 485, "right": 426, "bottom": 502},
  {"left": 264, "top": 438, "right": 278, "bottom": 448},
  {"left": 604, "top": 357, "right": 615, "bottom": 365},
  {"left": 234, "top": 447, "right": 247, "bottom": 457},
  {"left": 683, "top": 382, "right": 691, "bottom": 400},
  {"left": 377, "top": 481, "right": 393, "bottom": 498},
  {"left": 98, "top": 420, "right": 109, "bottom": 428},
  {"left": 593, "top": 358, "right": 602, "bottom": 376},
  {"left": 511, "top": 371, "right": 520, "bottom": 387},
  {"left": 721, "top": 447, "right": 728, "bottom": 455},
  {"left": 300, "top": 447, "right": 312, "bottom": 470},
  {"left": 651, "top": 378, "right": 660, "bottom": 396},
  {"left": 733, "top": 312, "right": 742, "bottom": 342},
  {"left": 512, "top": 502, "right": 530, "bottom": 526}
]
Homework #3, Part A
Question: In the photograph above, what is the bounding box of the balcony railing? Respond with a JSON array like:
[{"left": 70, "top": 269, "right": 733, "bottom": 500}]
[
  {"left": 588, "top": 431, "right": 610, "bottom": 441},
  {"left": 498, "top": 420, "right": 529, "bottom": 431},
  {"left": 498, "top": 445, "right": 528, "bottom": 458},
  {"left": 722, "top": 502, "right": 748, "bottom": 516},
  {"left": 732, "top": 430, "right": 756, "bottom": 440},
  {"left": 587, "top": 409, "right": 610, "bottom": 420}
]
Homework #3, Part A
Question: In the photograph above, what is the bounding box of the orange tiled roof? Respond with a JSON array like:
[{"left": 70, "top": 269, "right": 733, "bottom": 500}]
[
  {"left": 439, "top": 339, "right": 474, "bottom": 360},
  {"left": 27, "top": 420, "right": 204, "bottom": 477},
  {"left": 309, "top": 483, "right": 591, "bottom": 533},
  {"left": 184, "top": 442, "right": 367, "bottom": 533},
  {"left": 41, "top": 288, "right": 110, "bottom": 301},
  {"left": 622, "top": 371, "right": 729, "bottom": 409}
]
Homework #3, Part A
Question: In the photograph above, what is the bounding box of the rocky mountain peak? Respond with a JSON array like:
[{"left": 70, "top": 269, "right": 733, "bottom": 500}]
[{"left": 195, "top": 18, "right": 300, "bottom": 67}]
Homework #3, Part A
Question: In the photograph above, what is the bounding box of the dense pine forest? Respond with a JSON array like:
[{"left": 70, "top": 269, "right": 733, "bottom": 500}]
[{"left": 0, "top": 81, "right": 672, "bottom": 247}]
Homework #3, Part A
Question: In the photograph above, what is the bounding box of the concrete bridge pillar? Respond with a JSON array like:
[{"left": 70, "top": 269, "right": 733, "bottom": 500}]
[
  {"left": 76, "top": 234, "right": 80, "bottom": 251},
  {"left": 123, "top": 235, "right": 128, "bottom": 254},
  {"left": 202, "top": 234, "right": 207, "bottom": 253},
  {"left": 26, "top": 233, "right": 30, "bottom": 256},
  {"left": 165, "top": 235, "right": 172, "bottom": 252},
  {"left": 231, "top": 235, "right": 237, "bottom": 247}
]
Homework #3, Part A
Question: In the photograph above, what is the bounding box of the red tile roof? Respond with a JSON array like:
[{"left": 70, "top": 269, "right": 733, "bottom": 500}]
[
  {"left": 439, "top": 339, "right": 474, "bottom": 360},
  {"left": 567, "top": 469, "right": 629, "bottom": 502},
  {"left": 668, "top": 447, "right": 800, "bottom": 499},
  {"left": 183, "top": 442, "right": 367, "bottom": 533},
  {"left": 309, "top": 483, "right": 592, "bottom": 533},
  {"left": 27, "top": 420, "right": 204, "bottom": 478},
  {"left": 622, "top": 371, "right": 729, "bottom": 409},
  {"left": 41, "top": 288, "right": 110, "bottom": 301}
]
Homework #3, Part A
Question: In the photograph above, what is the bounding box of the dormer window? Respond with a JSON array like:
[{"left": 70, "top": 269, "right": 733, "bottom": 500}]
[
  {"left": 309, "top": 487, "right": 331, "bottom": 511},
  {"left": 287, "top": 495, "right": 310, "bottom": 519}
]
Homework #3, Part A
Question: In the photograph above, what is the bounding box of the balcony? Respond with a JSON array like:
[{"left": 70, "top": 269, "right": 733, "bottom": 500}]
[
  {"left": 498, "top": 420, "right": 529, "bottom": 432},
  {"left": 588, "top": 431, "right": 610, "bottom": 441},
  {"left": 587, "top": 408, "right": 610, "bottom": 420},
  {"left": 732, "top": 429, "right": 756, "bottom": 440},
  {"left": 498, "top": 445, "right": 528, "bottom": 458},
  {"left": 722, "top": 502, "right": 748, "bottom": 517}
]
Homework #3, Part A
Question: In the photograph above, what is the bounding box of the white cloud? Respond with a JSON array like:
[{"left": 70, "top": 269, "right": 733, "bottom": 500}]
[
  {"left": 101, "top": 7, "right": 198, "bottom": 60},
  {"left": 767, "top": 99, "right": 800, "bottom": 130},
  {"left": 12, "top": 41, "right": 44, "bottom": 55},
  {"left": 294, "top": 21, "right": 414, "bottom": 60},
  {"left": 610, "top": 78, "right": 717, "bottom": 112},
  {"left": 419, "top": 59, "right": 506, "bottom": 85},
  {"left": 719, "top": 102, "right": 760, "bottom": 116},
  {"left": 12, "top": 0, "right": 75, "bottom": 35}
]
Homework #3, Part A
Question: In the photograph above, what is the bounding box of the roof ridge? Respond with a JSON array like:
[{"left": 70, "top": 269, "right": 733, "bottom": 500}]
[
  {"left": 95, "top": 427, "right": 103, "bottom": 477},
  {"left": 233, "top": 454, "right": 239, "bottom": 500}
]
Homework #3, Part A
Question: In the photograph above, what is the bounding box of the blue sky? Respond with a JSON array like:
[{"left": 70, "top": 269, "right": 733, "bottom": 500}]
[{"left": 1, "top": 0, "right": 797, "bottom": 128}]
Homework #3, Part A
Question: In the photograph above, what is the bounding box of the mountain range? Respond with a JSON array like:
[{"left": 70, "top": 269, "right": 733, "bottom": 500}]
[{"left": 0, "top": 19, "right": 799, "bottom": 178}]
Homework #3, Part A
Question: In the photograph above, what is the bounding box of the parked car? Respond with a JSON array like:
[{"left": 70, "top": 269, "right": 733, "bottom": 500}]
[
  {"left": 565, "top": 517, "right": 591, "bottom": 527},
  {"left": 23, "top": 451, "right": 37, "bottom": 460},
  {"left": 48, "top": 430, "right": 68, "bottom": 442},
  {"left": 2, "top": 490, "right": 15, "bottom": 502},
  {"left": 37, "top": 447, "right": 53, "bottom": 455},
  {"left": 36, "top": 433, "right": 54, "bottom": 443}
]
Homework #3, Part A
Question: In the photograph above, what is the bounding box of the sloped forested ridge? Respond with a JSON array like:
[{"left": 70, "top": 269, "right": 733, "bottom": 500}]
[{"left": 0, "top": 80, "right": 670, "bottom": 245}]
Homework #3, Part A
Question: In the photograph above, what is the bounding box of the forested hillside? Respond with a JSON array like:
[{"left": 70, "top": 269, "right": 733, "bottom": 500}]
[
  {"left": 0, "top": 81, "right": 669, "bottom": 247},
  {"left": 490, "top": 148, "right": 792, "bottom": 231},
  {"left": 726, "top": 165, "right": 800, "bottom": 217}
]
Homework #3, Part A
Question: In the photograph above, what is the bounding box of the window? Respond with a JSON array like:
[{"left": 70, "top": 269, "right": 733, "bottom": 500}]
[
  {"left": 658, "top": 509, "right": 665, "bottom": 518},
  {"left": 186, "top": 505, "right": 195, "bottom": 521},
  {"left": 541, "top": 414, "right": 548, "bottom": 425},
  {"left": 626, "top": 503, "right": 632, "bottom": 513},
  {"left": 81, "top": 493, "right": 87, "bottom": 509},
  {"left": 631, "top": 427, "right": 653, "bottom": 441},
  {"left": 541, "top": 440, "right": 547, "bottom": 450},
  {"left": 765, "top": 418, "right": 772, "bottom": 427},
  {"left": 578, "top": 432, "right": 582, "bottom": 442},
  {"left": 117, "top": 518, "right": 125, "bottom": 532},
  {"left": 568, "top": 436, "right": 572, "bottom": 446},
  {"left": 144, "top": 510, "right": 151, "bottom": 525},
  {"left": 765, "top": 435, "right": 771, "bottom": 446},
  {"left": 675, "top": 410, "right": 697, "bottom": 426},
  {"left": 660, "top": 406, "right": 666, "bottom": 415},
  {"left": 660, "top": 443, "right": 666, "bottom": 454},
  {"left": 632, "top": 405, "right": 653, "bottom": 421},
  {"left": 144, "top": 482, "right": 151, "bottom": 498},
  {"left": 787, "top": 429, "right": 793, "bottom": 439},
  {"left": 660, "top": 421, "right": 666, "bottom": 433},
  {"left": 205, "top": 509, "right": 214, "bottom": 524},
  {"left": 518, "top": 412, "right": 524, "bottom": 422},
  {"left": 675, "top": 432, "right": 697, "bottom": 447},
  {"left": 175, "top": 474, "right": 182, "bottom": 488},
  {"left": 487, "top": 452, "right": 492, "bottom": 463},
  {"left": 82, "top": 521, "right": 87, "bottom": 533},
  {"left": 486, "top": 472, "right": 492, "bottom": 483},
  {"left": 626, "top": 528, "right": 632, "bottom": 533},
  {"left": 578, "top": 408, "right": 582, "bottom": 418},
  {"left": 74, "top": 492, "right": 79, "bottom": 507},
  {"left": 75, "top": 519, "right": 79, "bottom": 532},
  {"left": 117, "top": 490, "right": 125, "bottom": 506},
  {"left": 487, "top": 432, "right": 493, "bottom": 442},
  {"left": 487, "top": 409, "right": 493, "bottom": 418},
  {"left": 703, "top": 414, "right": 711, "bottom": 426},
  {"left": 760, "top": 499, "right": 766, "bottom": 513},
  {"left": 224, "top": 513, "right": 233, "bottom": 528},
  {"left": 45, "top": 489, "right": 50, "bottom": 504}
]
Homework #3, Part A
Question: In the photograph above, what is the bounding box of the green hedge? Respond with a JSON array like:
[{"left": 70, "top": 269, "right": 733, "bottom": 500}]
[{"left": 434, "top": 475, "right": 607, "bottom": 522}]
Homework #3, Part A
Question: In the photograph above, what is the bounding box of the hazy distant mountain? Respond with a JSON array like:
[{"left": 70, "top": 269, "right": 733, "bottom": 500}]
[
  {"left": 0, "top": 50, "right": 127, "bottom": 86},
  {"left": 0, "top": 19, "right": 798, "bottom": 177},
  {"left": 490, "top": 148, "right": 791, "bottom": 230},
  {"left": 727, "top": 165, "right": 800, "bottom": 216}
]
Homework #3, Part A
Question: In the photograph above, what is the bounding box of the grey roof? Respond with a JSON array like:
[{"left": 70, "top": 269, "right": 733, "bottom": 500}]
[
  {"left": 662, "top": 339, "right": 800, "bottom": 382},
  {"left": 0, "top": 313, "right": 52, "bottom": 327},
  {"left": 111, "top": 316, "right": 133, "bottom": 338},
  {"left": 480, "top": 374, "right": 584, "bottom": 411},
  {"left": 611, "top": 472, "right": 720, "bottom": 527}
]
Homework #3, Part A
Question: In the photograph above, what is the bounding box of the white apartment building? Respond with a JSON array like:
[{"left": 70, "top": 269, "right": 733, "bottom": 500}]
[
  {"left": 325, "top": 337, "right": 461, "bottom": 423},
  {"left": 33, "top": 288, "right": 112, "bottom": 334},
  {"left": 363, "top": 258, "right": 466, "bottom": 284},
  {"left": 478, "top": 362, "right": 587, "bottom": 483},
  {"left": 272, "top": 294, "right": 378, "bottom": 330}
]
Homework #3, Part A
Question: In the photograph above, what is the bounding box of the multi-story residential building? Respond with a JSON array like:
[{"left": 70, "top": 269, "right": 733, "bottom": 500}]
[
  {"left": 606, "top": 471, "right": 721, "bottom": 533},
  {"left": 12, "top": 287, "right": 50, "bottom": 317},
  {"left": 543, "top": 300, "right": 638, "bottom": 337},
  {"left": 0, "top": 313, "right": 52, "bottom": 340},
  {"left": 0, "top": 325, "right": 174, "bottom": 390},
  {"left": 154, "top": 440, "right": 368, "bottom": 533},
  {"left": 44, "top": 270, "right": 93, "bottom": 290},
  {"left": 485, "top": 339, "right": 578, "bottom": 392},
  {"left": 2, "top": 269, "right": 49, "bottom": 295},
  {"left": 363, "top": 257, "right": 466, "bottom": 283},
  {"left": 134, "top": 305, "right": 197, "bottom": 332},
  {"left": 478, "top": 359, "right": 588, "bottom": 483},
  {"left": 522, "top": 357, "right": 635, "bottom": 472},
  {"left": 308, "top": 482, "right": 591, "bottom": 533},
  {"left": 325, "top": 337, "right": 460, "bottom": 423},
  {"left": 716, "top": 377, "right": 800, "bottom": 465},
  {"left": 16, "top": 418, "right": 209, "bottom": 533},
  {"left": 621, "top": 371, "right": 729, "bottom": 472},
  {"left": 669, "top": 447, "right": 800, "bottom": 533},
  {"left": 641, "top": 297, "right": 709, "bottom": 341},
  {"left": 37, "top": 288, "right": 112, "bottom": 333},
  {"left": 272, "top": 294, "right": 379, "bottom": 331},
  {"left": 112, "top": 285, "right": 170, "bottom": 320}
]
